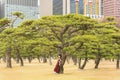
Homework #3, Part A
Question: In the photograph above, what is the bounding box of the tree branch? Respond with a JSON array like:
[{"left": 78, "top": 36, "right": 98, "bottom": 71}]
[
  {"left": 70, "top": 28, "right": 81, "bottom": 34},
  {"left": 75, "top": 42, "right": 84, "bottom": 50},
  {"left": 61, "top": 26, "right": 69, "bottom": 35},
  {"left": 53, "top": 44, "right": 63, "bottom": 49},
  {"left": 51, "top": 28, "right": 62, "bottom": 42}
]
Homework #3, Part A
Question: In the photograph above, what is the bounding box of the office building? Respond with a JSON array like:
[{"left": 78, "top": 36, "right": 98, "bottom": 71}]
[
  {"left": 52, "top": 0, "right": 84, "bottom": 15},
  {"left": 40, "top": 0, "right": 52, "bottom": 17},
  {"left": 104, "top": 0, "right": 120, "bottom": 18},
  {"left": 84, "top": 0, "right": 103, "bottom": 18},
  {"left": 70, "top": 0, "right": 84, "bottom": 14},
  {"left": 5, "top": 0, "right": 40, "bottom": 26},
  {"left": 53, "top": 0, "right": 70, "bottom": 15},
  {"left": 0, "top": 0, "right": 5, "bottom": 19}
]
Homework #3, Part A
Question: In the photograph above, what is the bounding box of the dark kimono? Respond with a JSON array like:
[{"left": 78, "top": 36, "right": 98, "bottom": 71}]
[{"left": 54, "top": 60, "right": 60, "bottom": 73}]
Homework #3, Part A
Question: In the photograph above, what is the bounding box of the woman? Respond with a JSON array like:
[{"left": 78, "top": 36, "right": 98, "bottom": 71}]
[{"left": 54, "top": 54, "right": 62, "bottom": 74}]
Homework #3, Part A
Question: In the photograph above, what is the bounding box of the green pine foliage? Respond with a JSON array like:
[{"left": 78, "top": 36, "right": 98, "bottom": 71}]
[{"left": 0, "top": 14, "right": 120, "bottom": 68}]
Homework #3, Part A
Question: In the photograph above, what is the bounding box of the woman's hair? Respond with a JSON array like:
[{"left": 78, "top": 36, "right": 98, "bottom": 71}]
[{"left": 58, "top": 54, "right": 62, "bottom": 59}]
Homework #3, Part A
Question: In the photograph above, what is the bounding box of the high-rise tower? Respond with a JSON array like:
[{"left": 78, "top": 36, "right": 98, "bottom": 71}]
[
  {"left": 53, "top": 0, "right": 70, "bottom": 15},
  {"left": 104, "top": 0, "right": 120, "bottom": 18},
  {"left": 84, "top": 0, "right": 103, "bottom": 18},
  {"left": 5, "top": 0, "right": 40, "bottom": 26},
  {"left": 40, "top": 0, "right": 53, "bottom": 17},
  {"left": 0, "top": 0, "right": 5, "bottom": 19},
  {"left": 52, "top": 0, "right": 84, "bottom": 15},
  {"left": 70, "top": 0, "right": 84, "bottom": 14}
]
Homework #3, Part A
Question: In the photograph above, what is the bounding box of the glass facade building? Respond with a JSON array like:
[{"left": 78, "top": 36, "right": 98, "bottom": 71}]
[
  {"left": 5, "top": 0, "right": 40, "bottom": 26},
  {"left": 53, "top": 0, "right": 70, "bottom": 15},
  {"left": 53, "top": 0, "right": 84, "bottom": 15},
  {"left": 84, "top": 0, "right": 103, "bottom": 18},
  {"left": 70, "top": 0, "right": 84, "bottom": 14},
  {"left": 53, "top": 0, "right": 63, "bottom": 15},
  {"left": 0, "top": 0, "right": 5, "bottom": 19}
]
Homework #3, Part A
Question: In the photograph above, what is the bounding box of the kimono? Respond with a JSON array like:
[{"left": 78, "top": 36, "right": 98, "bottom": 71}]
[{"left": 54, "top": 59, "right": 61, "bottom": 73}]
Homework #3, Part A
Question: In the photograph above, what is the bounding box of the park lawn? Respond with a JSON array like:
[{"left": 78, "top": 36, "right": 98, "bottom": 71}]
[{"left": 0, "top": 60, "right": 119, "bottom": 80}]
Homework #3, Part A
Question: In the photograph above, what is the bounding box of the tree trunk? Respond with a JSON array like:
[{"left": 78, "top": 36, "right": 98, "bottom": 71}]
[
  {"left": 2, "top": 56, "right": 6, "bottom": 63},
  {"left": 16, "top": 49, "right": 20, "bottom": 63},
  {"left": 37, "top": 55, "right": 41, "bottom": 63},
  {"left": 72, "top": 55, "right": 77, "bottom": 65},
  {"left": 16, "top": 48, "right": 24, "bottom": 66},
  {"left": 59, "top": 53, "right": 67, "bottom": 74},
  {"left": 78, "top": 58, "right": 81, "bottom": 69},
  {"left": 66, "top": 56, "right": 70, "bottom": 64},
  {"left": 112, "top": 58, "right": 114, "bottom": 62},
  {"left": 43, "top": 55, "right": 47, "bottom": 63},
  {"left": 19, "top": 56, "right": 24, "bottom": 66},
  {"left": 80, "top": 51, "right": 88, "bottom": 69},
  {"left": 16, "top": 57, "right": 19, "bottom": 63},
  {"left": 49, "top": 52, "right": 52, "bottom": 65},
  {"left": 6, "top": 46, "right": 12, "bottom": 68},
  {"left": 116, "top": 54, "right": 120, "bottom": 69},
  {"left": 28, "top": 55, "right": 32, "bottom": 63},
  {"left": 80, "top": 58, "right": 87, "bottom": 69},
  {"left": 94, "top": 54, "right": 101, "bottom": 69}
]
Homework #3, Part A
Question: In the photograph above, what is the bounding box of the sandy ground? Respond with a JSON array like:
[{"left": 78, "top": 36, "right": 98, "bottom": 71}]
[{"left": 0, "top": 59, "right": 120, "bottom": 80}]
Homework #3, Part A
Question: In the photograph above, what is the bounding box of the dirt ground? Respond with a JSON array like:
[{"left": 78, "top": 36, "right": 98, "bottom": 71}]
[{"left": 0, "top": 59, "right": 120, "bottom": 80}]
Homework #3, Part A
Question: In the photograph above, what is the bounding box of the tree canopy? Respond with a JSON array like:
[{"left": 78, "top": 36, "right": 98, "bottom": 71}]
[{"left": 0, "top": 14, "right": 120, "bottom": 71}]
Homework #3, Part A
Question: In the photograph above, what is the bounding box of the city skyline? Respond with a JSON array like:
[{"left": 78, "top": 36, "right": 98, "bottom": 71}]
[{"left": 0, "top": 0, "right": 120, "bottom": 22}]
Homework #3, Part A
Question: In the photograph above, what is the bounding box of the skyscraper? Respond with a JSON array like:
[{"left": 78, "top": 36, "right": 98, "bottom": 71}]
[
  {"left": 84, "top": 0, "right": 103, "bottom": 18},
  {"left": 53, "top": 0, "right": 70, "bottom": 15},
  {"left": 0, "top": 0, "right": 5, "bottom": 19},
  {"left": 70, "top": 0, "right": 84, "bottom": 14},
  {"left": 53, "top": 0, "right": 63, "bottom": 15},
  {"left": 52, "top": 0, "right": 84, "bottom": 15},
  {"left": 5, "top": 0, "right": 40, "bottom": 26},
  {"left": 104, "top": 0, "right": 120, "bottom": 18},
  {"left": 40, "top": 0, "right": 53, "bottom": 17}
]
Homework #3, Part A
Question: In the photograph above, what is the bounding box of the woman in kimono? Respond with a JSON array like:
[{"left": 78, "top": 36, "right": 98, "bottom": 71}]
[{"left": 54, "top": 54, "right": 62, "bottom": 74}]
